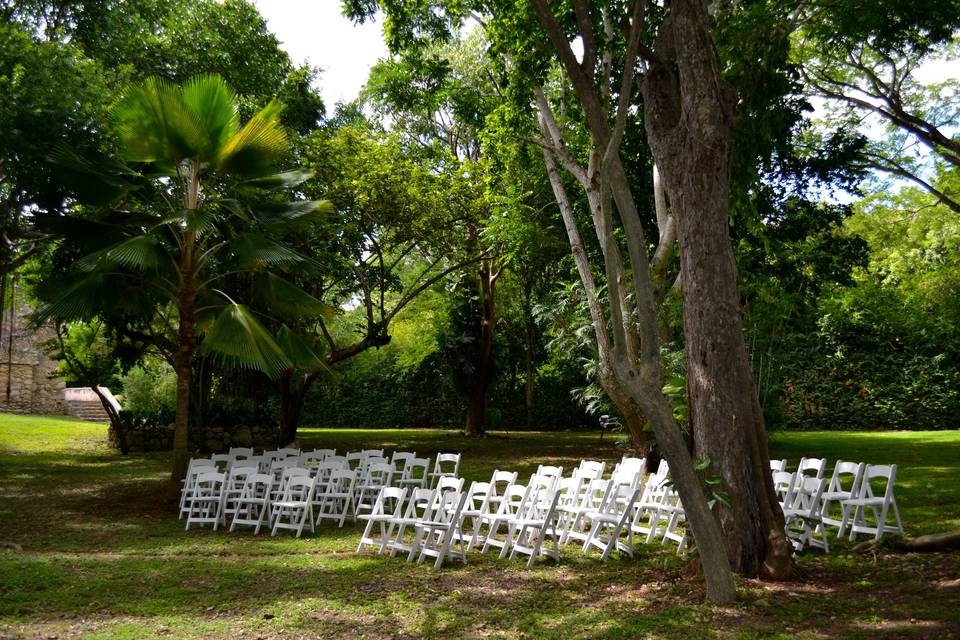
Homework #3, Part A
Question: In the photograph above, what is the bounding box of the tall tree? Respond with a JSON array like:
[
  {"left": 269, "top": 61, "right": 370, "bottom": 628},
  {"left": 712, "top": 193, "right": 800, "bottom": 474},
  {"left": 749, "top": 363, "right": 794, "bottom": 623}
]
[{"left": 39, "top": 75, "right": 332, "bottom": 481}]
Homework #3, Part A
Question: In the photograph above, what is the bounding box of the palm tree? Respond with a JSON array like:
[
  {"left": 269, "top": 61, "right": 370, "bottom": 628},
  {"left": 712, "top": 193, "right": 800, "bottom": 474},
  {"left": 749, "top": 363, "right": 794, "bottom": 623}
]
[{"left": 42, "top": 75, "right": 332, "bottom": 482}]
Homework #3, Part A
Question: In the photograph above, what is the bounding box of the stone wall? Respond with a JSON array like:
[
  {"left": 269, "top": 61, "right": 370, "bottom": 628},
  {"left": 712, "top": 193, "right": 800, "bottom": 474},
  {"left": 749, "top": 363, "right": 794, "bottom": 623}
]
[
  {"left": 0, "top": 296, "right": 66, "bottom": 415},
  {"left": 110, "top": 422, "right": 278, "bottom": 453}
]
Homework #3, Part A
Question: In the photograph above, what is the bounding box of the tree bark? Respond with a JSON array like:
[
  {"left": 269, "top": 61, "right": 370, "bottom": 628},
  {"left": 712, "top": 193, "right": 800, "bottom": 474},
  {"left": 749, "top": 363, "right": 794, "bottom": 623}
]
[
  {"left": 464, "top": 258, "right": 497, "bottom": 436},
  {"left": 92, "top": 385, "right": 127, "bottom": 455},
  {"left": 642, "top": 0, "right": 792, "bottom": 579},
  {"left": 279, "top": 371, "right": 312, "bottom": 446}
]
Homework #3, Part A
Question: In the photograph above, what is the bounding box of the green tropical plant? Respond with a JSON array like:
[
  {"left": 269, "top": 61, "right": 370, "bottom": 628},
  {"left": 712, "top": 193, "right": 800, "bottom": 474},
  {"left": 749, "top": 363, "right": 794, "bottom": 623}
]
[{"left": 40, "top": 74, "right": 332, "bottom": 481}]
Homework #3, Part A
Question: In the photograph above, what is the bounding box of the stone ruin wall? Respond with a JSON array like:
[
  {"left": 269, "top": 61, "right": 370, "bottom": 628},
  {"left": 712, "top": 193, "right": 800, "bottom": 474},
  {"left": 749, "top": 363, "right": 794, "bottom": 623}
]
[{"left": 0, "top": 299, "right": 66, "bottom": 416}]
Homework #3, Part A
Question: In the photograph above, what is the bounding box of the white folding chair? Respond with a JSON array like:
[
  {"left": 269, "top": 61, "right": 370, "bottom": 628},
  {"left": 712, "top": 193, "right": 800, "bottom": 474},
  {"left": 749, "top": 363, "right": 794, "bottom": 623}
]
[
  {"left": 561, "top": 478, "right": 611, "bottom": 545},
  {"left": 390, "top": 451, "right": 417, "bottom": 470},
  {"left": 387, "top": 488, "right": 437, "bottom": 558},
  {"left": 270, "top": 475, "right": 316, "bottom": 537},
  {"left": 355, "top": 462, "right": 396, "bottom": 516},
  {"left": 357, "top": 487, "right": 408, "bottom": 554},
  {"left": 219, "top": 465, "right": 257, "bottom": 526},
  {"left": 582, "top": 484, "right": 641, "bottom": 560},
  {"left": 820, "top": 461, "right": 864, "bottom": 534},
  {"left": 429, "top": 453, "right": 461, "bottom": 488},
  {"left": 485, "top": 470, "right": 518, "bottom": 515},
  {"left": 410, "top": 490, "right": 468, "bottom": 569},
  {"left": 839, "top": 464, "right": 903, "bottom": 541},
  {"left": 229, "top": 472, "right": 273, "bottom": 534},
  {"left": 503, "top": 489, "right": 562, "bottom": 567},
  {"left": 184, "top": 471, "right": 225, "bottom": 530},
  {"left": 772, "top": 470, "right": 796, "bottom": 507},
  {"left": 398, "top": 457, "right": 431, "bottom": 490},
  {"left": 478, "top": 484, "right": 529, "bottom": 555},
  {"left": 179, "top": 459, "right": 216, "bottom": 519},
  {"left": 315, "top": 468, "right": 357, "bottom": 527},
  {"left": 770, "top": 458, "right": 787, "bottom": 473},
  {"left": 434, "top": 476, "right": 465, "bottom": 495},
  {"left": 457, "top": 481, "right": 493, "bottom": 549},
  {"left": 782, "top": 476, "right": 829, "bottom": 552}
]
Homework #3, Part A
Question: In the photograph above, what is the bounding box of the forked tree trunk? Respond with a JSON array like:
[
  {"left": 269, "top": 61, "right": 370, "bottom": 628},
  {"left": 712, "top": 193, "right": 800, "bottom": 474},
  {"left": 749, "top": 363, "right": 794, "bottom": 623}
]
[{"left": 642, "top": 0, "right": 792, "bottom": 579}]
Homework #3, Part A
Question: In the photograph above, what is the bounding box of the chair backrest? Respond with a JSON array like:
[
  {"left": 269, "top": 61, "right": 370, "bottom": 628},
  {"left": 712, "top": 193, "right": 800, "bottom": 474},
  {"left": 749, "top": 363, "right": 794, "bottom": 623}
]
[
  {"left": 488, "top": 470, "right": 518, "bottom": 501},
  {"left": 436, "top": 476, "right": 464, "bottom": 493},
  {"left": 770, "top": 459, "right": 787, "bottom": 473},
  {"left": 536, "top": 464, "right": 564, "bottom": 479},
  {"left": 785, "top": 476, "right": 826, "bottom": 516},
  {"left": 280, "top": 474, "right": 315, "bottom": 502},
  {"left": 617, "top": 456, "right": 645, "bottom": 476},
  {"left": 323, "top": 468, "right": 356, "bottom": 496},
  {"left": 371, "top": 486, "right": 407, "bottom": 518},
  {"left": 187, "top": 458, "right": 216, "bottom": 473},
  {"left": 226, "top": 465, "right": 257, "bottom": 491},
  {"left": 361, "top": 448, "right": 385, "bottom": 459},
  {"left": 599, "top": 483, "right": 639, "bottom": 517},
  {"left": 827, "top": 460, "right": 864, "bottom": 495},
  {"left": 364, "top": 462, "right": 396, "bottom": 487},
  {"left": 276, "top": 447, "right": 301, "bottom": 458},
  {"left": 772, "top": 470, "right": 795, "bottom": 502},
  {"left": 270, "top": 457, "right": 301, "bottom": 475},
  {"left": 312, "top": 448, "right": 336, "bottom": 459},
  {"left": 499, "top": 484, "right": 529, "bottom": 515},
  {"left": 391, "top": 451, "right": 417, "bottom": 468},
  {"left": 528, "top": 473, "right": 556, "bottom": 491},
  {"left": 345, "top": 451, "right": 364, "bottom": 468},
  {"left": 229, "top": 447, "right": 254, "bottom": 459},
  {"left": 194, "top": 470, "right": 226, "bottom": 494},
  {"left": 797, "top": 457, "right": 827, "bottom": 478},
  {"left": 556, "top": 476, "right": 587, "bottom": 508},
  {"left": 401, "top": 457, "right": 430, "bottom": 483},
  {"left": 240, "top": 472, "right": 273, "bottom": 500},
  {"left": 404, "top": 488, "right": 437, "bottom": 521},
  {"left": 464, "top": 481, "right": 493, "bottom": 513},
  {"left": 575, "top": 460, "right": 606, "bottom": 480},
  {"left": 210, "top": 454, "right": 233, "bottom": 470},
  {"left": 859, "top": 463, "right": 897, "bottom": 500},
  {"left": 433, "top": 453, "right": 461, "bottom": 476}
]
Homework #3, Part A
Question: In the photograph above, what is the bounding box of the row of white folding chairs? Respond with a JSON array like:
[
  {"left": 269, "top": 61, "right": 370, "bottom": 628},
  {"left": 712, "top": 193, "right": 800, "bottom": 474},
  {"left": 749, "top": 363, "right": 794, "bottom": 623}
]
[
  {"left": 180, "top": 449, "right": 460, "bottom": 515},
  {"left": 356, "top": 461, "right": 687, "bottom": 568},
  {"left": 771, "top": 459, "right": 903, "bottom": 550}
]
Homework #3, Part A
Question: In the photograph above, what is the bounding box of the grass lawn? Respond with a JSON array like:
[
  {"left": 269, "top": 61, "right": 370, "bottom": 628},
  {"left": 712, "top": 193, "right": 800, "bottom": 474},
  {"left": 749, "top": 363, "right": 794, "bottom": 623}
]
[{"left": 0, "top": 414, "right": 958, "bottom": 639}]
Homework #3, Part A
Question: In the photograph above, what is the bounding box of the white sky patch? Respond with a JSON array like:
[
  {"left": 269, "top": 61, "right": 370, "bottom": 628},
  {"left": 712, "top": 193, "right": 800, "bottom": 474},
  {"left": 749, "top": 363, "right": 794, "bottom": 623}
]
[{"left": 252, "top": 0, "right": 389, "bottom": 110}]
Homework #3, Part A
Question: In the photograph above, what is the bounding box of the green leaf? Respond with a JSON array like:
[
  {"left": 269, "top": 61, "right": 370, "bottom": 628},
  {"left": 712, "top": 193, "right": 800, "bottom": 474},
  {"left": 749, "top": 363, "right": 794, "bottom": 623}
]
[
  {"left": 253, "top": 272, "right": 336, "bottom": 319},
  {"left": 275, "top": 324, "right": 333, "bottom": 375},
  {"left": 694, "top": 458, "right": 712, "bottom": 471},
  {"left": 76, "top": 235, "right": 166, "bottom": 272},
  {"left": 250, "top": 200, "right": 334, "bottom": 225},
  {"left": 230, "top": 233, "right": 304, "bottom": 267},
  {"left": 180, "top": 74, "right": 239, "bottom": 161},
  {"left": 243, "top": 169, "right": 314, "bottom": 191},
  {"left": 216, "top": 99, "right": 289, "bottom": 176},
  {"left": 199, "top": 303, "right": 291, "bottom": 378}
]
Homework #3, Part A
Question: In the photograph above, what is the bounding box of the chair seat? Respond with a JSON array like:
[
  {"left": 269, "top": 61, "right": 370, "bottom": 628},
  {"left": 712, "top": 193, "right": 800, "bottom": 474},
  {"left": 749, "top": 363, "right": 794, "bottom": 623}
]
[{"left": 841, "top": 496, "right": 885, "bottom": 507}]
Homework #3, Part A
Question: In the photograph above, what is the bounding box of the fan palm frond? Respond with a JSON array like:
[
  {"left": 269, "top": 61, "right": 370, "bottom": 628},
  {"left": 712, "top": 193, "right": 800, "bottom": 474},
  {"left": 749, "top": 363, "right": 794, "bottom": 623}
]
[
  {"left": 180, "top": 74, "right": 239, "bottom": 161},
  {"left": 216, "top": 99, "right": 289, "bottom": 176},
  {"left": 276, "top": 324, "right": 333, "bottom": 375},
  {"left": 231, "top": 233, "right": 305, "bottom": 267},
  {"left": 254, "top": 272, "right": 336, "bottom": 319},
  {"left": 113, "top": 76, "right": 207, "bottom": 164},
  {"left": 250, "top": 199, "right": 334, "bottom": 225},
  {"left": 243, "top": 169, "right": 314, "bottom": 191},
  {"left": 199, "top": 303, "right": 291, "bottom": 378}
]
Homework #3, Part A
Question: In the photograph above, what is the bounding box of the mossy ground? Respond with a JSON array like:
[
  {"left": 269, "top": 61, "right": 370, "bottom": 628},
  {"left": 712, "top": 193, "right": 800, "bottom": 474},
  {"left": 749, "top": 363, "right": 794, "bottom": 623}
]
[{"left": 1, "top": 414, "right": 957, "bottom": 639}]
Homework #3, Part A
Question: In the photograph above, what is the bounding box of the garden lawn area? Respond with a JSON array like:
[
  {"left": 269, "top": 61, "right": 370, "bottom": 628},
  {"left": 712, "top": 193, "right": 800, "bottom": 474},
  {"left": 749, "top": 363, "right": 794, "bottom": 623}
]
[{"left": 0, "top": 414, "right": 958, "bottom": 640}]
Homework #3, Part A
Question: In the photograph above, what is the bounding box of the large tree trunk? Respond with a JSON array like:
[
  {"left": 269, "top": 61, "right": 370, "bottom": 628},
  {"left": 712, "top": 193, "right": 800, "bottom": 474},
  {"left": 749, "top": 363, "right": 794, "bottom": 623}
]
[
  {"left": 464, "top": 259, "right": 497, "bottom": 437},
  {"left": 642, "top": 0, "right": 792, "bottom": 579},
  {"left": 278, "top": 371, "right": 311, "bottom": 446},
  {"left": 170, "top": 224, "right": 197, "bottom": 484}
]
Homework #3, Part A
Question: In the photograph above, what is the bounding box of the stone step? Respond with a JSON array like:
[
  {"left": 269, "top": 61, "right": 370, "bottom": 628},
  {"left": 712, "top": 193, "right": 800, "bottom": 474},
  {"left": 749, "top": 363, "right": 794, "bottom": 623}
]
[{"left": 65, "top": 399, "right": 111, "bottom": 423}]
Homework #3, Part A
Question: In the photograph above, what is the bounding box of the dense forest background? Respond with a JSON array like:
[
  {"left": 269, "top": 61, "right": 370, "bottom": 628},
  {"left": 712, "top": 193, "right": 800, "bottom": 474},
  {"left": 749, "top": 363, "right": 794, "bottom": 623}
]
[{"left": 2, "top": 0, "right": 958, "bottom": 440}]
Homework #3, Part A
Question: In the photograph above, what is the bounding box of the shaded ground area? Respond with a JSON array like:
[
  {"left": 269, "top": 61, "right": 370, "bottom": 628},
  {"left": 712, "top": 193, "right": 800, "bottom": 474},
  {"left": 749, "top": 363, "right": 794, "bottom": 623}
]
[{"left": 0, "top": 414, "right": 958, "bottom": 639}]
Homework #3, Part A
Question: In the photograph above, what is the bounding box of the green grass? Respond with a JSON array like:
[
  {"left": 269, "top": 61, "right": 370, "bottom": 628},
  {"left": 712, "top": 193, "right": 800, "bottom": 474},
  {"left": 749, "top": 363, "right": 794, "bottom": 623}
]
[{"left": 1, "top": 413, "right": 958, "bottom": 639}]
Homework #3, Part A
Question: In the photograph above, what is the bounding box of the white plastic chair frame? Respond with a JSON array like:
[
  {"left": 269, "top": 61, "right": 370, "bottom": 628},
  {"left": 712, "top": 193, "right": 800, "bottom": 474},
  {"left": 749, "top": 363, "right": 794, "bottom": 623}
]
[{"left": 839, "top": 464, "right": 903, "bottom": 542}]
